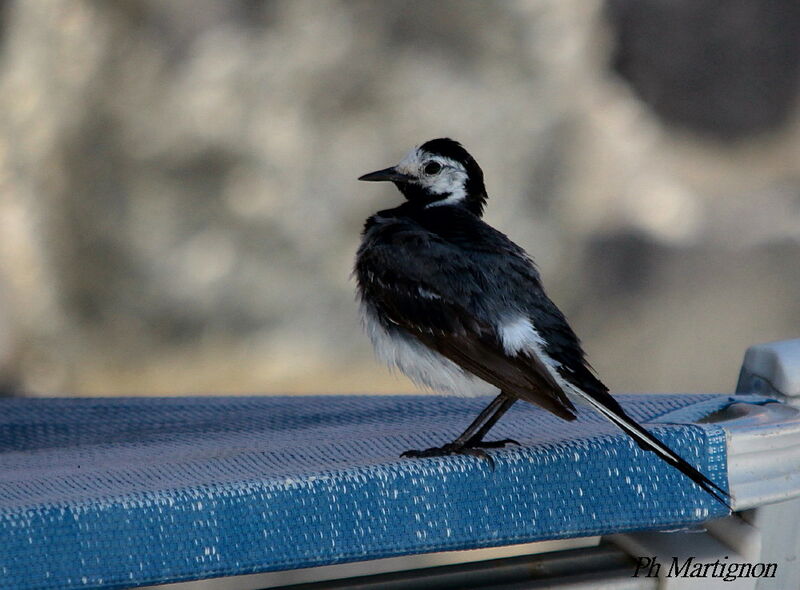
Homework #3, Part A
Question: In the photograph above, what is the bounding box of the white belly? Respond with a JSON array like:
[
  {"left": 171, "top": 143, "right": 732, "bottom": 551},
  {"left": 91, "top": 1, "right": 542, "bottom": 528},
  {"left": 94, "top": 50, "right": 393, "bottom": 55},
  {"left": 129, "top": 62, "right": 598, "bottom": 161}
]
[{"left": 361, "top": 304, "right": 497, "bottom": 397}]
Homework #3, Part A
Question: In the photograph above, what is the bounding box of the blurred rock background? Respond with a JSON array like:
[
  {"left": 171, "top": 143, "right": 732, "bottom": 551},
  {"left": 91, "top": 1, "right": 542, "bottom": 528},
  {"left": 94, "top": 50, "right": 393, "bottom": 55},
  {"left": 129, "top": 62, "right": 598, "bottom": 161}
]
[{"left": 0, "top": 0, "right": 798, "bottom": 397}]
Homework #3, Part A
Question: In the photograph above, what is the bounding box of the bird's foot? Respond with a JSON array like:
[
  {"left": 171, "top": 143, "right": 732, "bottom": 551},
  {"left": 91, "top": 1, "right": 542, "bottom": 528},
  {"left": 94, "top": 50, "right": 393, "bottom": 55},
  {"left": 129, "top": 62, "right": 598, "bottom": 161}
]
[
  {"left": 466, "top": 437, "right": 520, "bottom": 449},
  {"left": 401, "top": 438, "right": 520, "bottom": 469}
]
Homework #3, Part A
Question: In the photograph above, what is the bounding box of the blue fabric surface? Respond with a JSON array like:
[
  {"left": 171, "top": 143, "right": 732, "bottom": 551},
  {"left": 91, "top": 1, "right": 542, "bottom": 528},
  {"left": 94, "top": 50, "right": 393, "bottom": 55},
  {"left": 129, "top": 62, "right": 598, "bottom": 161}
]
[{"left": 0, "top": 393, "right": 743, "bottom": 589}]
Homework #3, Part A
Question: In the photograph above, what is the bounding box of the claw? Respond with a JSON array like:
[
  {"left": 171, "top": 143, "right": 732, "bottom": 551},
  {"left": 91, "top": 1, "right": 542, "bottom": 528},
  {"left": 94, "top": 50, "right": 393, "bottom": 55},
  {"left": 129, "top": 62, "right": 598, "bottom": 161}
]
[
  {"left": 466, "top": 438, "right": 520, "bottom": 449},
  {"left": 401, "top": 438, "right": 520, "bottom": 470},
  {"left": 401, "top": 444, "right": 495, "bottom": 469},
  {"left": 400, "top": 443, "right": 460, "bottom": 459}
]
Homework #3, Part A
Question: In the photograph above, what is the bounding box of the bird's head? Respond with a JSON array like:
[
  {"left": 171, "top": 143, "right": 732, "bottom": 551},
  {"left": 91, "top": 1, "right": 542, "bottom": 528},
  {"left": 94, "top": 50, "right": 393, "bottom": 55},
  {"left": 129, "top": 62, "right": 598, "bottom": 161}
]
[{"left": 358, "top": 138, "right": 487, "bottom": 216}]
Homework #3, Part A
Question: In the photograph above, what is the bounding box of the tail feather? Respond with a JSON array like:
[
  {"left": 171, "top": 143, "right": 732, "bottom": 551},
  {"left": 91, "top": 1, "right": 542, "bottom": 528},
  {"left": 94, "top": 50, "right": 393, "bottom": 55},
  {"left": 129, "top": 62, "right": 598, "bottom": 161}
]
[{"left": 580, "top": 394, "right": 732, "bottom": 510}]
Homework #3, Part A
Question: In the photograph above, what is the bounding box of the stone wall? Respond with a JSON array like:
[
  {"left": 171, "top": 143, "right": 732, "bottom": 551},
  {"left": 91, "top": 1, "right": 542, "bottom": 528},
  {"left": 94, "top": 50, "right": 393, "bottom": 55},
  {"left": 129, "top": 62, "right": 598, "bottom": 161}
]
[{"left": 0, "top": 0, "right": 798, "bottom": 396}]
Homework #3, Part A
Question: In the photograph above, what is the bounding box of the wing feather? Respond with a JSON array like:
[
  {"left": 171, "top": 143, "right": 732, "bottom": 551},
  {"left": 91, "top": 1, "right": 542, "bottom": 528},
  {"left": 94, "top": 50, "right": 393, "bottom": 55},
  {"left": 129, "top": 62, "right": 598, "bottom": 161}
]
[{"left": 356, "top": 225, "right": 576, "bottom": 420}]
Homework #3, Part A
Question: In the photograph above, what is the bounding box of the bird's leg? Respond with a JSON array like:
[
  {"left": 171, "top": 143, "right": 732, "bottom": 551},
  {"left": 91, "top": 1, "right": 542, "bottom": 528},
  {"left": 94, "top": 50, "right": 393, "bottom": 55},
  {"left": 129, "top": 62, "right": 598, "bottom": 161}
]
[
  {"left": 456, "top": 395, "right": 518, "bottom": 448},
  {"left": 401, "top": 392, "right": 519, "bottom": 465}
]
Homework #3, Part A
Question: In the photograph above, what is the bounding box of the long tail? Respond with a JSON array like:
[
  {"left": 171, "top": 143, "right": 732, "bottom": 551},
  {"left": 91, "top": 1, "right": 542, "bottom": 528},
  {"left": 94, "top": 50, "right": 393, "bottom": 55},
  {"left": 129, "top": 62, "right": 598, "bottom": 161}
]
[{"left": 580, "top": 393, "right": 732, "bottom": 510}]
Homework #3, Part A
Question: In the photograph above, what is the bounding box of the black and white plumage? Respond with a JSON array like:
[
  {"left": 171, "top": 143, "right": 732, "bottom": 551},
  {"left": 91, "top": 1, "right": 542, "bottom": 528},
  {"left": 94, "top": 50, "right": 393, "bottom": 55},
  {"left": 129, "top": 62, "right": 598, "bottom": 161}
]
[{"left": 355, "top": 138, "right": 730, "bottom": 508}]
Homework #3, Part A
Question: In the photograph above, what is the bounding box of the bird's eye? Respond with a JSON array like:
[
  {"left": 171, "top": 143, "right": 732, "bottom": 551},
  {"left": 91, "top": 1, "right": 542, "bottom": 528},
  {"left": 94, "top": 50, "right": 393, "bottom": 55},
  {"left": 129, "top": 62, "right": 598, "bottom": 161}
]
[{"left": 423, "top": 161, "right": 442, "bottom": 175}]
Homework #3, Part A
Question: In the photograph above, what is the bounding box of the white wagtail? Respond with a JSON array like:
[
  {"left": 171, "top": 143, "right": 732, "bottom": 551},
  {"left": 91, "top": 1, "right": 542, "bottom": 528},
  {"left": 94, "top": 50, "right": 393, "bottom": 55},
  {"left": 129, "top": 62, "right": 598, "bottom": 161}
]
[{"left": 355, "top": 138, "right": 730, "bottom": 508}]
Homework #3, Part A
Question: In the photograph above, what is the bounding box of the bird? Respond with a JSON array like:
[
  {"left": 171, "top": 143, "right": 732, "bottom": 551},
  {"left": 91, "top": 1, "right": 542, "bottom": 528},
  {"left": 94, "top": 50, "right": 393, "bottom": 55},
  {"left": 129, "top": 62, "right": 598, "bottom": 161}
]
[{"left": 354, "top": 138, "right": 730, "bottom": 509}]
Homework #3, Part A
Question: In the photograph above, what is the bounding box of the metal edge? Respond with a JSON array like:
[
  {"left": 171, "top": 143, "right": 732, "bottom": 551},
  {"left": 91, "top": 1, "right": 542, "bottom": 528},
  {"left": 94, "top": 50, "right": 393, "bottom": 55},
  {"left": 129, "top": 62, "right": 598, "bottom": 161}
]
[{"left": 707, "top": 402, "right": 800, "bottom": 511}]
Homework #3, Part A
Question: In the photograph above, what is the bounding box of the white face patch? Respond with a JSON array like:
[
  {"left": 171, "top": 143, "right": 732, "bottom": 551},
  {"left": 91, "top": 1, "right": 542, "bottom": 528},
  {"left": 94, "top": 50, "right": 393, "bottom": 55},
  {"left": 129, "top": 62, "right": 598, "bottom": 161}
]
[{"left": 395, "top": 147, "right": 469, "bottom": 207}]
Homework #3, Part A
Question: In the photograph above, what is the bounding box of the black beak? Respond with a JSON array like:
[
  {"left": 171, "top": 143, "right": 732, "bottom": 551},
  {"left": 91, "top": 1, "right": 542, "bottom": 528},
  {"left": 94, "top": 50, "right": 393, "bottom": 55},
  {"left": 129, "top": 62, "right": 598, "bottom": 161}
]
[{"left": 358, "top": 167, "right": 414, "bottom": 183}]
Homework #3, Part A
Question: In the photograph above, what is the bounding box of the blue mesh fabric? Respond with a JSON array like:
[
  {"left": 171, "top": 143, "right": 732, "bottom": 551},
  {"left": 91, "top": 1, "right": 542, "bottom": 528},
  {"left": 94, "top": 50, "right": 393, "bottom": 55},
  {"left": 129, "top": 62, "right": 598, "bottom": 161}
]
[{"left": 0, "top": 394, "right": 747, "bottom": 589}]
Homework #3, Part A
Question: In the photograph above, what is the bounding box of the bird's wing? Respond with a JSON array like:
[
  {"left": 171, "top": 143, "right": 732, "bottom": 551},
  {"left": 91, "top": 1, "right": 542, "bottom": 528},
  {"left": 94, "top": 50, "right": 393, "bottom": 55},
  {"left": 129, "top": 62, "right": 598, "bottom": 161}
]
[{"left": 356, "top": 227, "right": 577, "bottom": 421}]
